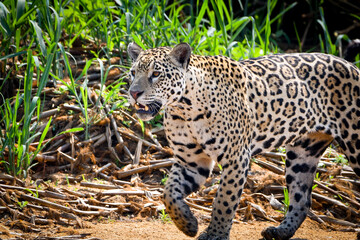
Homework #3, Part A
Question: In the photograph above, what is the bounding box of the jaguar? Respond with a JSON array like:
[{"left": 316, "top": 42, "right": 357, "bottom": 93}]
[{"left": 127, "top": 42, "right": 360, "bottom": 240}]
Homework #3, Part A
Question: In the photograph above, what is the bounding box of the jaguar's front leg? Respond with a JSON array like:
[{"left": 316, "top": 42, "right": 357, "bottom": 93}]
[
  {"left": 163, "top": 153, "right": 214, "bottom": 237},
  {"left": 198, "top": 149, "right": 250, "bottom": 240}
]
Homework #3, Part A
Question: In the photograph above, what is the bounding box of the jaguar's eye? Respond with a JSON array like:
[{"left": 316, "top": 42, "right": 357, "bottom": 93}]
[
  {"left": 152, "top": 71, "right": 160, "bottom": 78},
  {"left": 131, "top": 70, "right": 135, "bottom": 77}
]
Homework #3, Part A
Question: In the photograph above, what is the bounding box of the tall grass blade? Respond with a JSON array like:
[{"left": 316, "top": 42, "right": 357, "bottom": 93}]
[
  {"left": 210, "top": 0, "right": 228, "bottom": 47},
  {"left": 30, "top": 20, "right": 47, "bottom": 57},
  {"left": 264, "top": 0, "right": 271, "bottom": 55},
  {"left": 0, "top": 51, "right": 27, "bottom": 61},
  {"left": 0, "top": 2, "right": 11, "bottom": 36},
  {"left": 16, "top": 0, "right": 26, "bottom": 21}
]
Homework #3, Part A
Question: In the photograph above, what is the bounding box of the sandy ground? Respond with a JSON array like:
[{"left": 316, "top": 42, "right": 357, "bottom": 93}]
[
  {"left": 72, "top": 219, "right": 356, "bottom": 240},
  {"left": 1, "top": 218, "right": 357, "bottom": 239}
]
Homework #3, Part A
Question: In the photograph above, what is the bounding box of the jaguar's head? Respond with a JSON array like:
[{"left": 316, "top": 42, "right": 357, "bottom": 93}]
[{"left": 127, "top": 42, "right": 191, "bottom": 121}]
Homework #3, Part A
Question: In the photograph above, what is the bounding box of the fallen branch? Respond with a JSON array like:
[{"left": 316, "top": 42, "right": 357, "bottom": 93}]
[
  {"left": 318, "top": 215, "right": 360, "bottom": 228},
  {"left": 314, "top": 180, "right": 360, "bottom": 208},
  {"left": 185, "top": 199, "right": 212, "bottom": 213},
  {"left": 31, "top": 108, "right": 59, "bottom": 122},
  {"left": 254, "top": 159, "right": 284, "bottom": 175},
  {"left": 115, "top": 160, "right": 174, "bottom": 179},
  {"left": 98, "top": 189, "right": 147, "bottom": 196},
  {"left": 0, "top": 184, "right": 67, "bottom": 199},
  {"left": 246, "top": 201, "right": 277, "bottom": 223},
  {"left": 80, "top": 182, "right": 122, "bottom": 190},
  {"left": 118, "top": 128, "right": 165, "bottom": 152},
  {"left": 21, "top": 194, "right": 111, "bottom": 216},
  {"left": 312, "top": 192, "right": 359, "bottom": 216},
  {"left": 104, "top": 104, "right": 134, "bottom": 161},
  {"left": 0, "top": 173, "right": 25, "bottom": 186}
]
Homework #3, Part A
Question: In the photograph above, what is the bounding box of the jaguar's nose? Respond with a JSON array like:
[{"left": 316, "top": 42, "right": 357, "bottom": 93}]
[{"left": 130, "top": 90, "right": 144, "bottom": 100}]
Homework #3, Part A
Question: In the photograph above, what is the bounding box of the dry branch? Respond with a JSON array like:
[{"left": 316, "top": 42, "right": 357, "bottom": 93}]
[
  {"left": 21, "top": 194, "right": 111, "bottom": 216},
  {"left": 95, "top": 163, "right": 112, "bottom": 175},
  {"left": 184, "top": 199, "right": 212, "bottom": 213},
  {"left": 247, "top": 201, "right": 277, "bottom": 223},
  {"left": 118, "top": 128, "right": 165, "bottom": 152},
  {"left": 307, "top": 209, "right": 326, "bottom": 225},
  {"left": 0, "top": 173, "right": 25, "bottom": 186},
  {"left": 115, "top": 160, "right": 174, "bottom": 179},
  {"left": 31, "top": 108, "right": 59, "bottom": 122},
  {"left": 312, "top": 192, "right": 359, "bottom": 216},
  {"left": 104, "top": 104, "right": 134, "bottom": 161},
  {"left": 254, "top": 159, "right": 284, "bottom": 175},
  {"left": 34, "top": 233, "right": 98, "bottom": 240},
  {"left": 34, "top": 154, "right": 57, "bottom": 163},
  {"left": 0, "top": 184, "right": 67, "bottom": 199},
  {"left": 63, "top": 104, "right": 82, "bottom": 112},
  {"left": 318, "top": 215, "right": 360, "bottom": 228},
  {"left": 314, "top": 180, "right": 360, "bottom": 208},
  {"left": 80, "top": 182, "right": 122, "bottom": 190},
  {"left": 61, "top": 188, "right": 88, "bottom": 198}
]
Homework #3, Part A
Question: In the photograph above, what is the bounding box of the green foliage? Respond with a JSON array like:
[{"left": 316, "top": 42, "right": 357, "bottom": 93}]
[
  {"left": 161, "top": 174, "right": 168, "bottom": 185},
  {"left": 159, "top": 209, "right": 171, "bottom": 223},
  {"left": 147, "top": 113, "right": 163, "bottom": 129},
  {"left": 317, "top": 7, "right": 349, "bottom": 55},
  {"left": 281, "top": 187, "right": 290, "bottom": 215},
  {"left": 217, "top": 163, "right": 223, "bottom": 172},
  {"left": 138, "top": 118, "right": 145, "bottom": 137},
  {"left": 0, "top": 50, "right": 51, "bottom": 177},
  {"left": 277, "top": 147, "right": 286, "bottom": 154},
  {"left": 17, "top": 201, "right": 28, "bottom": 209},
  {"left": 25, "top": 187, "right": 39, "bottom": 198},
  {"left": 355, "top": 54, "right": 360, "bottom": 69},
  {"left": 0, "top": 46, "right": 82, "bottom": 177},
  {"left": 334, "top": 154, "right": 348, "bottom": 165},
  {"left": 55, "top": 0, "right": 296, "bottom": 60}
]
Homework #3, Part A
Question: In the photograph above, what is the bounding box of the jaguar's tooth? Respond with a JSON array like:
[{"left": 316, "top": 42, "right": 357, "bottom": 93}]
[
  {"left": 144, "top": 105, "right": 149, "bottom": 111},
  {"left": 134, "top": 103, "right": 140, "bottom": 110}
]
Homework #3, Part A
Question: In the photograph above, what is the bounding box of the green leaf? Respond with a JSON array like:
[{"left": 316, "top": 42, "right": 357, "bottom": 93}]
[
  {"left": 210, "top": 0, "right": 227, "bottom": 47},
  {"left": 131, "top": 34, "right": 146, "bottom": 49},
  {"left": 49, "top": 6, "right": 62, "bottom": 42},
  {"left": 36, "top": 117, "right": 52, "bottom": 153},
  {"left": 30, "top": 20, "right": 47, "bottom": 57},
  {"left": 59, "top": 128, "right": 84, "bottom": 135},
  {"left": 129, "top": 0, "right": 154, "bottom": 31},
  {"left": 0, "top": 51, "right": 27, "bottom": 61},
  {"left": 58, "top": 43, "right": 73, "bottom": 82},
  {"left": 75, "top": 59, "right": 93, "bottom": 82},
  {"left": 16, "top": 0, "right": 26, "bottom": 21},
  {"left": 0, "top": 2, "right": 11, "bottom": 36},
  {"left": 37, "top": 50, "right": 56, "bottom": 97},
  {"left": 194, "top": 0, "right": 208, "bottom": 29}
]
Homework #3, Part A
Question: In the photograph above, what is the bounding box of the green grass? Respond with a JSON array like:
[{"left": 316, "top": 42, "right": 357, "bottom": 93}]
[
  {"left": 317, "top": 7, "right": 349, "bottom": 56},
  {"left": 281, "top": 187, "right": 290, "bottom": 215},
  {"left": 161, "top": 174, "right": 168, "bottom": 185},
  {"left": 159, "top": 209, "right": 171, "bottom": 223}
]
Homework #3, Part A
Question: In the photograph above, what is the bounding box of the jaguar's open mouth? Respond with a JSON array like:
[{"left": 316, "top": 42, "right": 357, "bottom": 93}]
[{"left": 133, "top": 101, "right": 162, "bottom": 118}]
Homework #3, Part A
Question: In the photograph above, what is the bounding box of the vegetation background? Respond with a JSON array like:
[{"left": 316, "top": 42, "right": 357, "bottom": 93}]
[{"left": 0, "top": 0, "right": 359, "bottom": 177}]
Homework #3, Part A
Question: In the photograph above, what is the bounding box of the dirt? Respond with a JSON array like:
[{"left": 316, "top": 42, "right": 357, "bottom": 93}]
[
  {"left": 76, "top": 219, "right": 356, "bottom": 240},
  {"left": 2, "top": 218, "right": 356, "bottom": 240}
]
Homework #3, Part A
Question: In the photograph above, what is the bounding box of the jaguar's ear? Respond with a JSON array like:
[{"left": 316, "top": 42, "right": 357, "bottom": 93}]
[
  {"left": 169, "top": 43, "right": 191, "bottom": 69},
  {"left": 127, "top": 42, "right": 143, "bottom": 62}
]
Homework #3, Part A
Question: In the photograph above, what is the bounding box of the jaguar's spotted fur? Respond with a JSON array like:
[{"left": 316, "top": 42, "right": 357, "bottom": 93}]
[{"left": 127, "top": 42, "right": 360, "bottom": 240}]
